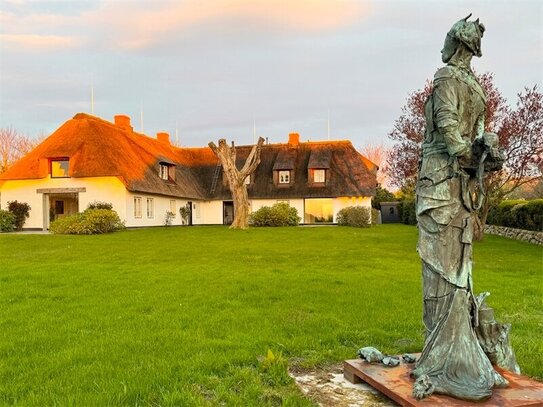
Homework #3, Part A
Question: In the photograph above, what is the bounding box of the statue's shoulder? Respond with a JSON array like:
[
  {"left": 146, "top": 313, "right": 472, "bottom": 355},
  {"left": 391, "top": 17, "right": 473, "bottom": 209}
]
[{"left": 433, "top": 66, "right": 458, "bottom": 83}]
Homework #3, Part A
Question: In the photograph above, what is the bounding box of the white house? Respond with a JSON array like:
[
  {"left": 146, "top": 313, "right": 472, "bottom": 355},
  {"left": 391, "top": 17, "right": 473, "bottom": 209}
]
[{"left": 0, "top": 113, "right": 377, "bottom": 229}]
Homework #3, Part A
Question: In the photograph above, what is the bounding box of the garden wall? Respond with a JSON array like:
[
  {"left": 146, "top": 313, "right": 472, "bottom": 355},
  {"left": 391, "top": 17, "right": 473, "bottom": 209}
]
[{"left": 484, "top": 225, "right": 543, "bottom": 245}]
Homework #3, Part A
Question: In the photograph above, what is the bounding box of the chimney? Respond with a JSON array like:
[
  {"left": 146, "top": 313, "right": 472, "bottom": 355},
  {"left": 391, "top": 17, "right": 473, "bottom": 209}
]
[
  {"left": 114, "top": 115, "right": 132, "bottom": 132},
  {"left": 156, "top": 132, "right": 170, "bottom": 144},
  {"left": 288, "top": 132, "right": 300, "bottom": 146}
]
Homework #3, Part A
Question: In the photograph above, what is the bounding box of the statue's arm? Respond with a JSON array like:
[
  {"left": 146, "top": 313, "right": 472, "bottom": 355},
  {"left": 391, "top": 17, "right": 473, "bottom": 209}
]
[{"left": 433, "top": 79, "right": 471, "bottom": 158}]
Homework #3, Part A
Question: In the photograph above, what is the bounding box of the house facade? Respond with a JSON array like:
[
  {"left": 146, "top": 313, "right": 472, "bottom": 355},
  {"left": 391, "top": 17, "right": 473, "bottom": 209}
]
[{"left": 0, "top": 113, "right": 377, "bottom": 229}]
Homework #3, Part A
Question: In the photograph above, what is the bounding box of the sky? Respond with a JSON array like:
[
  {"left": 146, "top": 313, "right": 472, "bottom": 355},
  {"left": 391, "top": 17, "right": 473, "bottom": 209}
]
[{"left": 0, "top": 0, "right": 541, "bottom": 149}]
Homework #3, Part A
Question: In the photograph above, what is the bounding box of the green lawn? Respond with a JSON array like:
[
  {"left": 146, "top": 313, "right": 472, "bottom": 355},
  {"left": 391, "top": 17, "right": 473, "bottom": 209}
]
[{"left": 0, "top": 225, "right": 541, "bottom": 406}]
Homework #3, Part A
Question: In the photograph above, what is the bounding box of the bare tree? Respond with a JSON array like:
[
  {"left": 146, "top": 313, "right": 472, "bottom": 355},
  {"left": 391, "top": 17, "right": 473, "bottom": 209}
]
[
  {"left": 0, "top": 127, "right": 35, "bottom": 173},
  {"left": 360, "top": 143, "right": 390, "bottom": 187},
  {"left": 209, "top": 137, "right": 265, "bottom": 229}
]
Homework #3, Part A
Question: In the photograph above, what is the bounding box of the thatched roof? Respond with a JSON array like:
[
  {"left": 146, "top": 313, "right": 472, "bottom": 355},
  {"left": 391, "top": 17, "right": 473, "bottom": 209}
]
[{"left": 1, "top": 113, "right": 377, "bottom": 200}]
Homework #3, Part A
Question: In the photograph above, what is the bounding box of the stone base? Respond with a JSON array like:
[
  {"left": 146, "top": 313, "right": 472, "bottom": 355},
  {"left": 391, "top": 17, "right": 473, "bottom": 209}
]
[{"left": 344, "top": 358, "right": 543, "bottom": 406}]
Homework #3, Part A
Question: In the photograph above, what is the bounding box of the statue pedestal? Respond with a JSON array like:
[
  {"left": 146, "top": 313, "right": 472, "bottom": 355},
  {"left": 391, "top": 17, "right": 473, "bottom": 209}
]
[{"left": 344, "top": 357, "right": 543, "bottom": 407}]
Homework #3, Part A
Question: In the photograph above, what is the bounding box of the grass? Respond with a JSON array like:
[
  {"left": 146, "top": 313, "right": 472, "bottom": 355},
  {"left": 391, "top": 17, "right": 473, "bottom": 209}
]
[{"left": 0, "top": 225, "right": 541, "bottom": 406}]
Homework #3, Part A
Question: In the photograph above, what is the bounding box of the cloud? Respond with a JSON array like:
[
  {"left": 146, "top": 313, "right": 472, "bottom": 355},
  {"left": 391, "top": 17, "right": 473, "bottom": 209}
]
[
  {"left": 0, "top": 34, "right": 79, "bottom": 51},
  {"left": 89, "top": 0, "right": 372, "bottom": 50}
]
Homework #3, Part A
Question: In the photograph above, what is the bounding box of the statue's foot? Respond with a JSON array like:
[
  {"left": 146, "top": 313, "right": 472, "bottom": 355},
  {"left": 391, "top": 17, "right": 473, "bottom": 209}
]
[
  {"left": 493, "top": 370, "right": 509, "bottom": 388},
  {"left": 413, "top": 374, "right": 435, "bottom": 400}
]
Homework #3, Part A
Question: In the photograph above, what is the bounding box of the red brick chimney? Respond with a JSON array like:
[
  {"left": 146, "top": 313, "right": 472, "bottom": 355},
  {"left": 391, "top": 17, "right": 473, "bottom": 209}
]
[
  {"left": 114, "top": 115, "right": 132, "bottom": 132},
  {"left": 288, "top": 132, "right": 300, "bottom": 146},
  {"left": 156, "top": 132, "right": 170, "bottom": 144}
]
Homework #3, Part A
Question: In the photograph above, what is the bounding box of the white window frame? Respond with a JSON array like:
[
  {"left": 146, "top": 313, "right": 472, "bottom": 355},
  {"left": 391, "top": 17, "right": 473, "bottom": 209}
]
[
  {"left": 278, "top": 170, "right": 290, "bottom": 184},
  {"left": 146, "top": 198, "right": 154, "bottom": 218},
  {"left": 159, "top": 164, "right": 169, "bottom": 180},
  {"left": 134, "top": 197, "right": 142, "bottom": 218},
  {"left": 313, "top": 169, "right": 325, "bottom": 183},
  {"left": 170, "top": 199, "right": 176, "bottom": 216}
]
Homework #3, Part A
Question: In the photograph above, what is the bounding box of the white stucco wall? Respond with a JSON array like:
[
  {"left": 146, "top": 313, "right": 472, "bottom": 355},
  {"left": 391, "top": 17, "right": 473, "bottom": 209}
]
[
  {"left": 124, "top": 193, "right": 194, "bottom": 227},
  {"left": 0, "top": 176, "right": 128, "bottom": 229},
  {"left": 194, "top": 200, "right": 224, "bottom": 225}
]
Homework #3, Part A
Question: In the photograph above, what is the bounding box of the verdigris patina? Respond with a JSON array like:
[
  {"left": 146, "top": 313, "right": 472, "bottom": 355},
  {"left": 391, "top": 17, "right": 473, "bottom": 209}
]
[{"left": 412, "top": 14, "right": 514, "bottom": 401}]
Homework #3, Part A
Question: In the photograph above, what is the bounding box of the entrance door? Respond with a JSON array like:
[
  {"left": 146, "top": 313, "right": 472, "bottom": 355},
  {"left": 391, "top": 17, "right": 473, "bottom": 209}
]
[
  {"left": 47, "top": 193, "right": 79, "bottom": 228},
  {"left": 223, "top": 201, "right": 234, "bottom": 225},
  {"left": 187, "top": 201, "right": 193, "bottom": 226}
]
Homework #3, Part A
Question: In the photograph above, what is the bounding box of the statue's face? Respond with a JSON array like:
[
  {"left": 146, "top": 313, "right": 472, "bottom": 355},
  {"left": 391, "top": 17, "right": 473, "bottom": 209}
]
[{"left": 441, "top": 33, "right": 457, "bottom": 63}]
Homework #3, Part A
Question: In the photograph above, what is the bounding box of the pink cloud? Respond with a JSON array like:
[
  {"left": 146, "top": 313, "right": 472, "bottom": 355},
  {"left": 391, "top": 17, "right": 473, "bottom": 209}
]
[{"left": 90, "top": 0, "right": 372, "bottom": 50}]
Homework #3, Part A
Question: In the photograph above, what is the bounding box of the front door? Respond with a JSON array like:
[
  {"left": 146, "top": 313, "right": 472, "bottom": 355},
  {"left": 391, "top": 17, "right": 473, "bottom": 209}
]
[
  {"left": 47, "top": 193, "right": 79, "bottom": 228},
  {"left": 223, "top": 201, "right": 234, "bottom": 225}
]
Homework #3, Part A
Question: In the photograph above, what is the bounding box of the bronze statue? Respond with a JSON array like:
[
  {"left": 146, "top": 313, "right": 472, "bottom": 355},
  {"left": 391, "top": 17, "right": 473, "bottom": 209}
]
[{"left": 412, "top": 14, "right": 513, "bottom": 401}]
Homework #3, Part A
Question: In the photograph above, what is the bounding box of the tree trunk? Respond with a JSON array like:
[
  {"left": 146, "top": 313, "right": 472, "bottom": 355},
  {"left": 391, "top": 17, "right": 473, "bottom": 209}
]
[{"left": 208, "top": 137, "right": 265, "bottom": 229}]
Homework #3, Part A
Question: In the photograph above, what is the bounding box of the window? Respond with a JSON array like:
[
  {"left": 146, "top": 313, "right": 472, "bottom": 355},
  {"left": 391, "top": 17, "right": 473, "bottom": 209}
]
[
  {"left": 147, "top": 198, "right": 154, "bottom": 218},
  {"left": 244, "top": 175, "right": 251, "bottom": 185},
  {"left": 159, "top": 163, "right": 175, "bottom": 181},
  {"left": 304, "top": 198, "right": 333, "bottom": 223},
  {"left": 278, "top": 170, "right": 290, "bottom": 184},
  {"left": 194, "top": 202, "right": 201, "bottom": 219},
  {"left": 51, "top": 159, "right": 69, "bottom": 178},
  {"left": 54, "top": 200, "right": 64, "bottom": 215},
  {"left": 313, "top": 169, "right": 325, "bottom": 183},
  {"left": 159, "top": 164, "right": 168, "bottom": 180},
  {"left": 134, "top": 197, "right": 142, "bottom": 218},
  {"left": 170, "top": 200, "right": 176, "bottom": 216}
]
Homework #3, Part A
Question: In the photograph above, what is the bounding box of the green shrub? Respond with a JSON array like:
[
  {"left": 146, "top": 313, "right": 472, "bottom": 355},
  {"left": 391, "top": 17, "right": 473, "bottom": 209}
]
[
  {"left": 398, "top": 199, "right": 417, "bottom": 225},
  {"left": 487, "top": 199, "right": 543, "bottom": 231},
  {"left": 164, "top": 211, "right": 174, "bottom": 226},
  {"left": 50, "top": 209, "right": 125, "bottom": 235},
  {"left": 0, "top": 209, "right": 16, "bottom": 232},
  {"left": 86, "top": 201, "right": 113, "bottom": 210},
  {"left": 7, "top": 201, "right": 31, "bottom": 231},
  {"left": 249, "top": 202, "right": 300, "bottom": 227},
  {"left": 336, "top": 206, "right": 371, "bottom": 227},
  {"left": 371, "top": 208, "right": 379, "bottom": 225}
]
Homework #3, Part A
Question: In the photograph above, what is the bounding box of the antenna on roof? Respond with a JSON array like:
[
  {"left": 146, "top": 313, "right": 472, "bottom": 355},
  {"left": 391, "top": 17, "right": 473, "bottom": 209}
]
[
  {"left": 175, "top": 120, "right": 179, "bottom": 146},
  {"left": 327, "top": 109, "right": 330, "bottom": 141},
  {"left": 90, "top": 80, "right": 94, "bottom": 114},
  {"left": 140, "top": 102, "right": 144, "bottom": 133},
  {"left": 253, "top": 118, "right": 256, "bottom": 144}
]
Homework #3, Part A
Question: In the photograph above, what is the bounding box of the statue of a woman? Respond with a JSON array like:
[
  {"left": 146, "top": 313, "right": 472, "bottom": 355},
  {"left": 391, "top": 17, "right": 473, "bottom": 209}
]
[{"left": 412, "top": 15, "right": 507, "bottom": 401}]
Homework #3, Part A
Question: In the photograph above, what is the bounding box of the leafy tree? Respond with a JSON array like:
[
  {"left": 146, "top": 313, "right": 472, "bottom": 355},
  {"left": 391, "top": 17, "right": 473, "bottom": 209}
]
[
  {"left": 385, "top": 73, "right": 542, "bottom": 229},
  {"left": 372, "top": 186, "right": 396, "bottom": 209}
]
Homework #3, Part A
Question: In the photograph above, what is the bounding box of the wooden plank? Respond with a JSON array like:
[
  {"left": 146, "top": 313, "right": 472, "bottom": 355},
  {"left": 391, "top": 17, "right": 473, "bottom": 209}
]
[
  {"left": 36, "top": 187, "right": 86, "bottom": 194},
  {"left": 344, "top": 358, "right": 543, "bottom": 407}
]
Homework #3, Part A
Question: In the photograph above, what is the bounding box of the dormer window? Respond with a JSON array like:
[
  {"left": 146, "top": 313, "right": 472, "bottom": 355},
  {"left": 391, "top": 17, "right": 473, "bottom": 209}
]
[
  {"left": 50, "top": 158, "right": 69, "bottom": 178},
  {"left": 312, "top": 169, "right": 326, "bottom": 183},
  {"left": 278, "top": 170, "right": 290, "bottom": 184},
  {"left": 159, "top": 163, "right": 175, "bottom": 181}
]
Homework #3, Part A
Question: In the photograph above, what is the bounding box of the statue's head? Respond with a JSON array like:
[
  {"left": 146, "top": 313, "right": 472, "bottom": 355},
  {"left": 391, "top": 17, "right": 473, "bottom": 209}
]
[{"left": 441, "top": 14, "right": 485, "bottom": 63}]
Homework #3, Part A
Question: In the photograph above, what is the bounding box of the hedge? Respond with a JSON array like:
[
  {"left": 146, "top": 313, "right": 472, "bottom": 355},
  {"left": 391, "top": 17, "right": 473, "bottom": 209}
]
[
  {"left": 487, "top": 199, "right": 543, "bottom": 232},
  {"left": 50, "top": 209, "right": 125, "bottom": 234},
  {"left": 249, "top": 203, "right": 300, "bottom": 227},
  {"left": 336, "top": 206, "right": 371, "bottom": 227}
]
